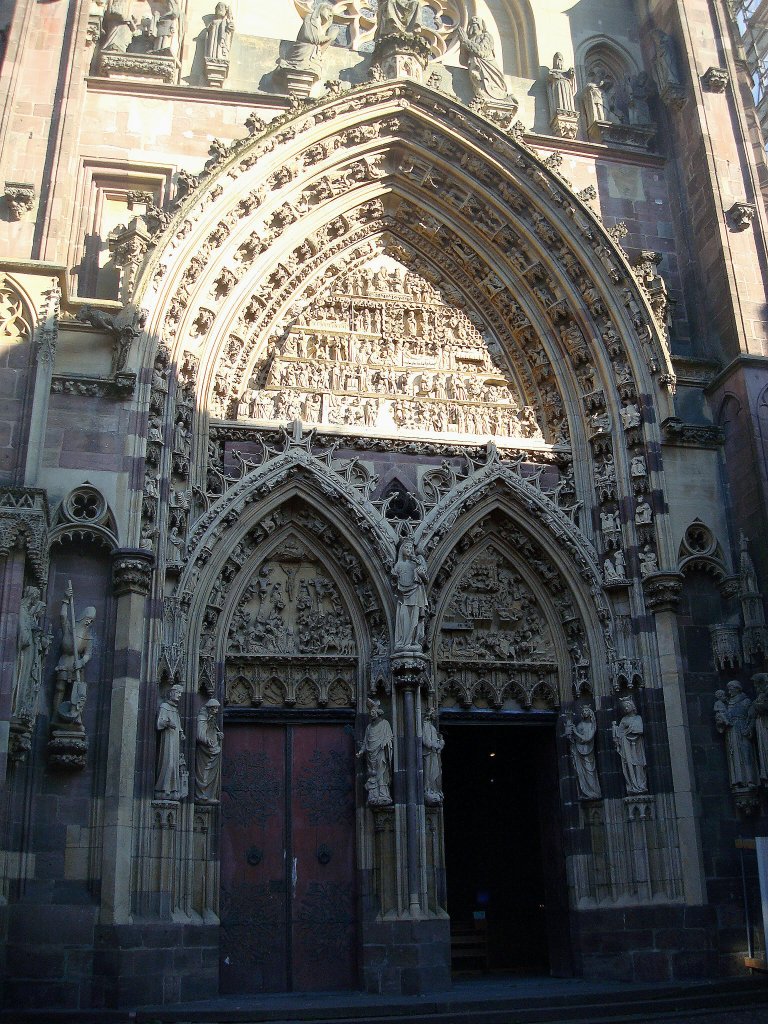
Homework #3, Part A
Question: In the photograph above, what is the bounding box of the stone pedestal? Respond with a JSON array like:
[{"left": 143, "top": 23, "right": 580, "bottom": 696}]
[
  {"left": 47, "top": 727, "right": 88, "bottom": 770},
  {"left": 551, "top": 110, "right": 579, "bottom": 139},
  {"left": 587, "top": 120, "right": 656, "bottom": 150},
  {"left": 204, "top": 58, "right": 229, "bottom": 88},
  {"left": 276, "top": 66, "right": 319, "bottom": 99}
]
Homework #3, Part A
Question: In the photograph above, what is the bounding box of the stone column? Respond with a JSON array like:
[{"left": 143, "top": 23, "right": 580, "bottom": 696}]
[
  {"left": 392, "top": 653, "right": 428, "bottom": 917},
  {"left": 99, "top": 548, "right": 154, "bottom": 925},
  {"left": 642, "top": 571, "right": 707, "bottom": 904}
]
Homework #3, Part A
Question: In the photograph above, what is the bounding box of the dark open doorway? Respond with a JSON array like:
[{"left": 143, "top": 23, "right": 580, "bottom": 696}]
[{"left": 441, "top": 717, "right": 571, "bottom": 977}]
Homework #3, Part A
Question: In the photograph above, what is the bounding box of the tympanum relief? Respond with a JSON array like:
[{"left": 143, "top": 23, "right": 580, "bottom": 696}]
[
  {"left": 235, "top": 257, "right": 542, "bottom": 446},
  {"left": 437, "top": 545, "right": 559, "bottom": 712},
  {"left": 225, "top": 539, "right": 357, "bottom": 709}
]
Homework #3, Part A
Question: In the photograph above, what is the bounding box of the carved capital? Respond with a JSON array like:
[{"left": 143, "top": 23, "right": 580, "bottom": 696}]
[
  {"left": 112, "top": 548, "right": 155, "bottom": 597},
  {"left": 642, "top": 571, "right": 684, "bottom": 614},
  {"left": 0, "top": 488, "right": 50, "bottom": 584},
  {"left": 4, "top": 181, "right": 35, "bottom": 220},
  {"left": 391, "top": 652, "right": 430, "bottom": 691},
  {"left": 727, "top": 202, "right": 757, "bottom": 231}
]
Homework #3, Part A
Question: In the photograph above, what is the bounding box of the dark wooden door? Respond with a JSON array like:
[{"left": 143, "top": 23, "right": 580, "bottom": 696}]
[{"left": 220, "top": 722, "right": 356, "bottom": 994}]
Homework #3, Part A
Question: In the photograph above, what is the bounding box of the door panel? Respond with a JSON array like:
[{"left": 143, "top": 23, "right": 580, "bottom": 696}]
[
  {"left": 220, "top": 724, "right": 287, "bottom": 994},
  {"left": 290, "top": 724, "right": 356, "bottom": 991},
  {"left": 220, "top": 722, "right": 356, "bottom": 993}
]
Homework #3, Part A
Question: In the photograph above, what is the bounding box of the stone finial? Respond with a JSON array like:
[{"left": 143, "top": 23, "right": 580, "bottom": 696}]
[{"left": 4, "top": 181, "right": 35, "bottom": 220}]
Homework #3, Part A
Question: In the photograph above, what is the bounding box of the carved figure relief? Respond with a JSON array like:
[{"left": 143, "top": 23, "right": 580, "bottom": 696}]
[
  {"left": 357, "top": 698, "right": 393, "bottom": 806},
  {"left": 437, "top": 544, "right": 558, "bottom": 712},
  {"left": 236, "top": 256, "right": 540, "bottom": 445},
  {"left": 612, "top": 696, "right": 647, "bottom": 795},
  {"left": 564, "top": 704, "right": 602, "bottom": 800},
  {"left": 225, "top": 539, "right": 357, "bottom": 709}
]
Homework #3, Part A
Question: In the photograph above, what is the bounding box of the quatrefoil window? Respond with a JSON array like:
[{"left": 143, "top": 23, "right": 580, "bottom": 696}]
[{"left": 64, "top": 486, "right": 108, "bottom": 526}]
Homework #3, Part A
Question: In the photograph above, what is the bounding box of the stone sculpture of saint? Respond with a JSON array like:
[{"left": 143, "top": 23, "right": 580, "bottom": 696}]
[
  {"left": 458, "top": 18, "right": 508, "bottom": 101},
  {"left": 714, "top": 680, "right": 758, "bottom": 790},
  {"left": 392, "top": 537, "right": 428, "bottom": 651},
  {"left": 101, "top": 0, "right": 139, "bottom": 53},
  {"left": 195, "top": 698, "right": 222, "bottom": 803},
  {"left": 205, "top": 3, "right": 234, "bottom": 62},
  {"left": 152, "top": 0, "right": 182, "bottom": 58},
  {"left": 582, "top": 81, "right": 608, "bottom": 126},
  {"left": 750, "top": 673, "right": 768, "bottom": 784},
  {"left": 629, "top": 72, "right": 653, "bottom": 125},
  {"left": 52, "top": 583, "right": 96, "bottom": 728},
  {"left": 652, "top": 29, "right": 682, "bottom": 92},
  {"left": 422, "top": 709, "right": 445, "bottom": 805},
  {"left": 280, "top": 2, "right": 344, "bottom": 73},
  {"left": 357, "top": 698, "right": 393, "bottom": 805},
  {"left": 11, "top": 586, "right": 48, "bottom": 719},
  {"left": 155, "top": 683, "right": 185, "bottom": 799},
  {"left": 547, "top": 52, "right": 576, "bottom": 114},
  {"left": 611, "top": 696, "right": 648, "bottom": 795},
  {"left": 565, "top": 705, "right": 602, "bottom": 800},
  {"left": 375, "top": 0, "right": 423, "bottom": 39}
]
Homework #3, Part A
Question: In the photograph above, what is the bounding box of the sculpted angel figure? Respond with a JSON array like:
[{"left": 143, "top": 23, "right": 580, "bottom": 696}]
[
  {"left": 280, "top": 2, "right": 346, "bottom": 72},
  {"left": 458, "top": 18, "right": 508, "bottom": 101},
  {"left": 564, "top": 705, "right": 602, "bottom": 800},
  {"left": 357, "top": 698, "right": 394, "bottom": 805}
]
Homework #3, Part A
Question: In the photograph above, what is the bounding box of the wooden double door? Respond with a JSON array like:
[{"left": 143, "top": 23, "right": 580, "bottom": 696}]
[{"left": 220, "top": 721, "right": 357, "bottom": 993}]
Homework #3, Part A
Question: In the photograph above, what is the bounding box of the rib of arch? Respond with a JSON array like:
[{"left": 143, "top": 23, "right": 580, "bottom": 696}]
[{"left": 131, "top": 81, "right": 674, "bottom": 455}]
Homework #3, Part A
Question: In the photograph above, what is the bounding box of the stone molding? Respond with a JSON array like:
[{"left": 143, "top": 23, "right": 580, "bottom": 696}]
[
  {"left": 0, "top": 488, "right": 50, "bottom": 584},
  {"left": 661, "top": 417, "right": 724, "bottom": 448},
  {"left": 97, "top": 51, "right": 179, "bottom": 84},
  {"left": 51, "top": 371, "right": 137, "bottom": 399},
  {"left": 112, "top": 549, "right": 155, "bottom": 597}
]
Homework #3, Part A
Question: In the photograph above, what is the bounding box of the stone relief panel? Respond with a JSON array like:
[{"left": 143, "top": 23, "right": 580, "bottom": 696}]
[
  {"left": 224, "top": 537, "right": 357, "bottom": 709},
  {"left": 436, "top": 543, "right": 559, "bottom": 711},
  {"left": 235, "top": 255, "right": 542, "bottom": 446}
]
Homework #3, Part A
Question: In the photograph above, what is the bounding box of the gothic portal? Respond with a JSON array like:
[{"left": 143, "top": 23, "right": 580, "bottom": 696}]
[{"left": 2, "top": 1, "right": 768, "bottom": 1010}]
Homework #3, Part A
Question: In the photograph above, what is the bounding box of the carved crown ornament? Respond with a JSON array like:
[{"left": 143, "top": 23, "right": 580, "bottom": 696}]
[{"left": 125, "top": 81, "right": 674, "bottom": 409}]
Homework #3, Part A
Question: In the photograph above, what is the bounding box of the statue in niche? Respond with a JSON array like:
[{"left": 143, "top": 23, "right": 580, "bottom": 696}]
[
  {"left": 422, "top": 708, "right": 445, "bottom": 805},
  {"left": 280, "top": 2, "right": 344, "bottom": 73},
  {"left": 749, "top": 673, "right": 768, "bottom": 784},
  {"left": 547, "top": 52, "right": 576, "bottom": 114},
  {"left": 52, "top": 582, "right": 96, "bottom": 729},
  {"left": 11, "top": 586, "right": 49, "bottom": 720},
  {"left": 611, "top": 696, "right": 648, "bottom": 795},
  {"left": 392, "top": 537, "right": 428, "bottom": 652},
  {"left": 458, "top": 18, "right": 507, "bottom": 101},
  {"left": 639, "top": 545, "right": 659, "bottom": 577},
  {"left": 195, "top": 697, "right": 222, "bottom": 803},
  {"left": 628, "top": 71, "right": 653, "bottom": 125},
  {"left": 101, "top": 0, "right": 139, "bottom": 53},
  {"left": 714, "top": 680, "right": 758, "bottom": 790},
  {"left": 151, "top": 1, "right": 182, "bottom": 58},
  {"left": 205, "top": 3, "right": 234, "bottom": 61},
  {"left": 155, "top": 682, "right": 185, "bottom": 800},
  {"left": 564, "top": 705, "right": 602, "bottom": 800},
  {"left": 652, "top": 29, "right": 683, "bottom": 93},
  {"left": 357, "top": 698, "right": 393, "bottom": 806},
  {"left": 375, "top": 0, "right": 423, "bottom": 39}
]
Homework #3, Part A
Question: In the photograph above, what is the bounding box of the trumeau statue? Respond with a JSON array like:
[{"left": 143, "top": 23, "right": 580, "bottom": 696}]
[
  {"left": 205, "top": 3, "right": 234, "bottom": 62},
  {"left": 458, "top": 18, "right": 507, "bottom": 101},
  {"left": 375, "top": 0, "right": 424, "bottom": 39},
  {"left": 564, "top": 705, "right": 602, "bottom": 801},
  {"left": 155, "top": 682, "right": 186, "bottom": 799},
  {"left": 392, "top": 537, "right": 429, "bottom": 652},
  {"left": 714, "top": 680, "right": 758, "bottom": 791},
  {"left": 611, "top": 696, "right": 648, "bottom": 795},
  {"left": 52, "top": 582, "right": 96, "bottom": 729},
  {"left": 750, "top": 673, "right": 768, "bottom": 784},
  {"left": 357, "top": 698, "right": 394, "bottom": 806},
  {"left": 194, "top": 698, "right": 222, "bottom": 803},
  {"left": 422, "top": 708, "right": 445, "bottom": 805},
  {"left": 11, "top": 586, "right": 49, "bottom": 721}
]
